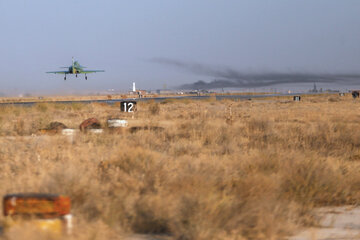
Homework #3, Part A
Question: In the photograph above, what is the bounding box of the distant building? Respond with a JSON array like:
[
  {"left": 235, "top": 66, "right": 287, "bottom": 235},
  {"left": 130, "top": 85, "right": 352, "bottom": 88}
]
[
  {"left": 128, "top": 82, "right": 148, "bottom": 97},
  {"left": 129, "top": 90, "right": 147, "bottom": 97},
  {"left": 185, "top": 89, "right": 210, "bottom": 95},
  {"left": 156, "top": 89, "right": 173, "bottom": 95},
  {"left": 137, "top": 90, "right": 147, "bottom": 96}
]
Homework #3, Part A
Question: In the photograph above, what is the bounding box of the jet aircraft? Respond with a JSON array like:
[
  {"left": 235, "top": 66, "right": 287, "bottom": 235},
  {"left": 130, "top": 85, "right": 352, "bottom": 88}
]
[{"left": 46, "top": 58, "right": 104, "bottom": 80}]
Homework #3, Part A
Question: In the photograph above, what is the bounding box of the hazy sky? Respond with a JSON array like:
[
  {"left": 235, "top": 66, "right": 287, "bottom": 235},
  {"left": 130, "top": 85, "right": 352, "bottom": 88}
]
[{"left": 1, "top": 0, "right": 360, "bottom": 95}]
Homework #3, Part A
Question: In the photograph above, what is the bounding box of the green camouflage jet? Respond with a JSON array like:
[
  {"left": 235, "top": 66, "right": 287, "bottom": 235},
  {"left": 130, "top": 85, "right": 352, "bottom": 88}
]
[{"left": 46, "top": 58, "right": 104, "bottom": 80}]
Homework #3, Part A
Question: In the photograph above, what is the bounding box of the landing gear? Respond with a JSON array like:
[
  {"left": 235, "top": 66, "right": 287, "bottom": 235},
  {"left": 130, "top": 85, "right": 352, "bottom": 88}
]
[
  {"left": 64, "top": 75, "right": 66, "bottom": 80},
  {"left": 76, "top": 74, "right": 78, "bottom": 78},
  {"left": 85, "top": 74, "right": 87, "bottom": 80}
]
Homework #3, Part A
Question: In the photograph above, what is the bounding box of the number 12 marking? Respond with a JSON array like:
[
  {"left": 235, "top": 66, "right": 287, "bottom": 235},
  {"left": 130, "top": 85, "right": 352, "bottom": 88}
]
[{"left": 123, "top": 102, "right": 135, "bottom": 112}]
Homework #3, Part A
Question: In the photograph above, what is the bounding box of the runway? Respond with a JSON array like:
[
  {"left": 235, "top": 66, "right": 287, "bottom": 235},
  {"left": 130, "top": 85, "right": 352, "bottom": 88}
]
[{"left": 0, "top": 92, "right": 328, "bottom": 106}]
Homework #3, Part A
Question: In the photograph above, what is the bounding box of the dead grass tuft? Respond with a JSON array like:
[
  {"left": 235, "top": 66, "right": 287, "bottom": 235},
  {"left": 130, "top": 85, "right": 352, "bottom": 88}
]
[{"left": 0, "top": 94, "right": 360, "bottom": 239}]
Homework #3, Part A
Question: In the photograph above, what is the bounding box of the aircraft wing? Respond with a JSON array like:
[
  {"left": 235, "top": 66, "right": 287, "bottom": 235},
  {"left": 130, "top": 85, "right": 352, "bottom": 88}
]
[
  {"left": 46, "top": 71, "right": 68, "bottom": 74},
  {"left": 81, "top": 70, "right": 105, "bottom": 73}
]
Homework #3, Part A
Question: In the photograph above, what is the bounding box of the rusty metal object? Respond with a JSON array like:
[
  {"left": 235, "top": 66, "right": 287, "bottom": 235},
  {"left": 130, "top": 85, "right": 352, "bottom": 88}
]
[
  {"left": 3, "top": 193, "right": 70, "bottom": 218},
  {"left": 3, "top": 193, "right": 72, "bottom": 235},
  {"left": 79, "top": 118, "right": 101, "bottom": 132}
]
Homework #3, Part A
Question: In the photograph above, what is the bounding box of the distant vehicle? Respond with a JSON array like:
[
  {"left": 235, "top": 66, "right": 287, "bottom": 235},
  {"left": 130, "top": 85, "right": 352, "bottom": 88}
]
[
  {"left": 352, "top": 90, "right": 360, "bottom": 98},
  {"left": 46, "top": 58, "right": 104, "bottom": 80}
]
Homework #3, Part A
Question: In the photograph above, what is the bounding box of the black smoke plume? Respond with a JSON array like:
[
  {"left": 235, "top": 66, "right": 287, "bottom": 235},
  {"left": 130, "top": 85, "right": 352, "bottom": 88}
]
[{"left": 152, "top": 58, "right": 360, "bottom": 89}]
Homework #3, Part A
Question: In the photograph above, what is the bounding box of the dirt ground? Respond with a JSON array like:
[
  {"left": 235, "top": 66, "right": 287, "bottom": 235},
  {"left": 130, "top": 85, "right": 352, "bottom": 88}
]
[
  {"left": 290, "top": 206, "right": 360, "bottom": 240},
  {"left": 124, "top": 206, "right": 360, "bottom": 240}
]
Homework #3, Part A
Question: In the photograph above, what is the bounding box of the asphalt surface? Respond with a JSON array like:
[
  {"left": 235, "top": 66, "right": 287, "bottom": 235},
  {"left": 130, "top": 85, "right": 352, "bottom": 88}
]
[{"left": 0, "top": 92, "right": 328, "bottom": 106}]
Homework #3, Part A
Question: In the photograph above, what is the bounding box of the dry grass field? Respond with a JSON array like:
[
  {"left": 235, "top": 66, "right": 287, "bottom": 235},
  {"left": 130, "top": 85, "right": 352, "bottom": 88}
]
[{"left": 0, "top": 94, "right": 359, "bottom": 239}]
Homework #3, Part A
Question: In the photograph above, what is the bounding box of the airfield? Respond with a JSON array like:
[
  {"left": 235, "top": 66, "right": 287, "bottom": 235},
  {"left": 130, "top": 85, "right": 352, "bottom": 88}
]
[
  {"left": 0, "top": 92, "right": 359, "bottom": 240},
  {"left": 0, "top": 92, "right": 322, "bottom": 106}
]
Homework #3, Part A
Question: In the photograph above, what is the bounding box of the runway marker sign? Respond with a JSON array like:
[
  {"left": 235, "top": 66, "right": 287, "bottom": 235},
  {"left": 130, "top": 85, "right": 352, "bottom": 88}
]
[{"left": 121, "top": 101, "right": 137, "bottom": 112}]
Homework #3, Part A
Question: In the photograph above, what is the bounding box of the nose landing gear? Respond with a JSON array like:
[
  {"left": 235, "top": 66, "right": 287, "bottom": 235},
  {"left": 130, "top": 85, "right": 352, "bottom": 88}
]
[
  {"left": 64, "top": 75, "right": 66, "bottom": 80},
  {"left": 85, "top": 74, "right": 88, "bottom": 80}
]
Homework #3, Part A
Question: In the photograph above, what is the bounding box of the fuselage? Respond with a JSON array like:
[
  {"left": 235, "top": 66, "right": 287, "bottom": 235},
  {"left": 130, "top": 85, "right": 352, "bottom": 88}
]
[
  {"left": 68, "top": 62, "right": 83, "bottom": 74},
  {"left": 68, "top": 66, "right": 81, "bottom": 74}
]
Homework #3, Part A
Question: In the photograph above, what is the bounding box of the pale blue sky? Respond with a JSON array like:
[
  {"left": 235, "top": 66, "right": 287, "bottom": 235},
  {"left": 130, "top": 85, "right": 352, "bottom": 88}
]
[{"left": 1, "top": 1, "right": 360, "bottom": 94}]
